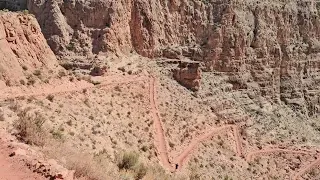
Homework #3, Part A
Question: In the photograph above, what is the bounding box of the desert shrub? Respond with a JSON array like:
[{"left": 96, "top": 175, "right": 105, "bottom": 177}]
[
  {"left": 46, "top": 94, "right": 54, "bottom": 102},
  {"left": 22, "top": 10, "right": 29, "bottom": 15},
  {"left": 1, "top": 9, "right": 9, "bottom": 12},
  {"left": 133, "top": 163, "right": 147, "bottom": 180},
  {"left": 33, "top": 70, "right": 41, "bottom": 76},
  {"left": 143, "top": 164, "right": 174, "bottom": 180},
  {"left": 20, "top": 79, "right": 26, "bottom": 85},
  {"left": 116, "top": 151, "right": 149, "bottom": 179},
  {"left": 91, "top": 80, "right": 101, "bottom": 85},
  {"left": 5, "top": 80, "right": 11, "bottom": 86},
  {"left": 84, "top": 98, "right": 90, "bottom": 107},
  {"left": 27, "top": 75, "right": 36, "bottom": 86},
  {"left": 66, "top": 42, "right": 75, "bottom": 51},
  {"left": 58, "top": 70, "right": 67, "bottom": 78},
  {"left": 51, "top": 129, "right": 64, "bottom": 140},
  {"left": 69, "top": 76, "right": 74, "bottom": 82},
  {"left": 14, "top": 108, "right": 47, "bottom": 146},
  {"left": 22, "top": 65, "right": 28, "bottom": 71},
  {"left": 189, "top": 165, "right": 201, "bottom": 180},
  {"left": 8, "top": 102, "right": 20, "bottom": 112},
  {"left": 43, "top": 142, "right": 115, "bottom": 180},
  {"left": 0, "top": 110, "right": 4, "bottom": 121},
  {"left": 117, "top": 152, "right": 139, "bottom": 170},
  {"left": 43, "top": 79, "right": 50, "bottom": 84}
]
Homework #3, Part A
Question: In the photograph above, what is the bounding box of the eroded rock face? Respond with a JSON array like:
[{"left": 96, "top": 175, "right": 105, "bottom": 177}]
[
  {"left": 0, "top": 12, "right": 60, "bottom": 86},
  {"left": 173, "top": 61, "right": 201, "bottom": 91},
  {"left": 25, "top": 0, "right": 320, "bottom": 116},
  {"left": 90, "top": 66, "right": 107, "bottom": 76}
]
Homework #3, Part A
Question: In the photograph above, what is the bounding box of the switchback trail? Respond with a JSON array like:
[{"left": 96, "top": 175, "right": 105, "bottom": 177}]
[
  {"left": 291, "top": 156, "right": 320, "bottom": 180},
  {"left": 0, "top": 75, "right": 147, "bottom": 100},
  {"left": 1, "top": 74, "right": 319, "bottom": 179},
  {"left": 149, "top": 77, "right": 174, "bottom": 171},
  {"left": 172, "top": 125, "right": 242, "bottom": 169}
]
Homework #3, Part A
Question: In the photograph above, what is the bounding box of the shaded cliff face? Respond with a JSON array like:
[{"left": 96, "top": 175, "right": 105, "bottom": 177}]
[
  {"left": 26, "top": 0, "right": 320, "bottom": 116},
  {"left": 0, "top": 12, "right": 60, "bottom": 88},
  {"left": 0, "top": 0, "right": 27, "bottom": 11}
]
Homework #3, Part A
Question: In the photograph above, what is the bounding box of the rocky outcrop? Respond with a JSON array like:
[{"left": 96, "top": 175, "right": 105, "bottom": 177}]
[
  {"left": 24, "top": 0, "right": 320, "bottom": 116},
  {"left": 173, "top": 61, "right": 201, "bottom": 91},
  {"left": 90, "top": 66, "right": 107, "bottom": 76},
  {"left": 0, "top": 12, "right": 60, "bottom": 87},
  {"left": 0, "top": 131, "right": 75, "bottom": 180}
]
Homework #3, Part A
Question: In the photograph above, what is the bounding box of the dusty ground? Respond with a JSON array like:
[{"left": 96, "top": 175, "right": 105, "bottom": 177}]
[
  {"left": 0, "top": 55, "right": 319, "bottom": 180},
  {"left": 0, "top": 2, "right": 319, "bottom": 179},
  {"left": 0, "top": 144, "right": 43, "bottom": 180}
]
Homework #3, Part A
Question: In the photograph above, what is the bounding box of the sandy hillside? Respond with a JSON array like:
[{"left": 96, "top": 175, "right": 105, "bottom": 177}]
[{"left": 0, "top": 1, "right": 319, "bottom": 180}]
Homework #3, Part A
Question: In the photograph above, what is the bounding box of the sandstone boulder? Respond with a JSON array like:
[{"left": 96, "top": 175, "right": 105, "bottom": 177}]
[{"left": 173, "top": 61, "right": 201, "bottom": 91}]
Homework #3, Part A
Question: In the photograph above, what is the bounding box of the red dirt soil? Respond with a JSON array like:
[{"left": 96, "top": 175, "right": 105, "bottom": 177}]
[
  {"left": 0, "top": 143, "right": 44, "bottom": 180},
  {"left": 1, "top": 74, "right": 320, "bottom": 179}
]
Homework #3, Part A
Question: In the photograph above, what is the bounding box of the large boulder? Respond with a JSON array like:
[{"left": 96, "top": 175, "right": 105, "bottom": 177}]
[{"left": 173, "top": 61, "right": 201, "bottom": 91}]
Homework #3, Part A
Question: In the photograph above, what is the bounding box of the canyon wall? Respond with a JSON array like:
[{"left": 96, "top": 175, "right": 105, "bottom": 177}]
[
  {"left": 0, "top": 0, "right": 26, "bottom": 11},
  {"left": 0, "top": 11, "right": 60, "bottom": 88},
  {"left": 15, "top": 0, "right": 320, "bottom": 116}
]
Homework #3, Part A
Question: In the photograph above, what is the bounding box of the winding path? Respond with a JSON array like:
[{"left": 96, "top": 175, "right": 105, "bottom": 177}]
[
  {"left": 246, "top": 148, "right": 316, "bottom": 162},
  {"left": 1, "top": 74, "right": 319, "bottom": 179}
]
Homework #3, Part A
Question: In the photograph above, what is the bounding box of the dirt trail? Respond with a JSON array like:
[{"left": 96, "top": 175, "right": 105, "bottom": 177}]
[
  {"left": 149, "top": 77, "right": 174, "bottom": 171},
  {"left": 246, "top": 149, "right": 316, "bottom": 162},
  {"left": 1, "top": 74, "right": 320, "bottom": 179},
  {"left": 0, "top": 75, "right": 146, "bottom": 100},
  {"left": 291, "top": 155, "right": 320, "bottom": 180},
  {"left": 0, "top": 142, "right": 44, "bottom": 180},
  {"left": 172, "top": 125, "right": 241, "bottom": 169},
  {"left": 232, "top": 125, "right": 243, "bottom": 157}
]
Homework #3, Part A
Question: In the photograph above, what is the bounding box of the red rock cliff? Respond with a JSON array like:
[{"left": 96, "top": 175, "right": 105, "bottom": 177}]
[
  {"left": 0, "top": 12, "right": 60, "bottom": 88},
  {"left": 26, "top": 0, "right": 320, "bottom": 116}
]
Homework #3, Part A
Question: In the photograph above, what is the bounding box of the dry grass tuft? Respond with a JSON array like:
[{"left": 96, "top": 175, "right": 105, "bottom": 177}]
[
  {"left": 43, "top": 142, "right": 115, "bottom": 180},
  {"left": 13, "top": 107, "right": 47, "bottom": 146},
  {"left": 0, "top": 110, "right": 4, "bottom": 121},
  {"left": 117, "top": 151, "right": 139, "bottom": 170}
]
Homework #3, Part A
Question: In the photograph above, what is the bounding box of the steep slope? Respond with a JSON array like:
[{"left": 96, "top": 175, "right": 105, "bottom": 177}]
[
  {"left": 0, "top": 11, "right": 60, "bottom": 88},
  {"left": 24, "top": 0, "right": 320, "bottom": 116}
]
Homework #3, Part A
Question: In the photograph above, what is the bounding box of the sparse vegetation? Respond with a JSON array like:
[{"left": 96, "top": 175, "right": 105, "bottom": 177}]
[
  {"left": 33, "top": 70, "right": 42, "bottom": 77},
  {"left": 84, "top": 98, "right": 90, "bottom": 107},
  {"left": 46, "top": 94, "right": 54, "bottom": 102},
  {"left": 22, "top": 65, "right": 28, "bottom": 71},
  {"left": 51, "top": 129, "right": 64, "bottom": 140},
  {"left": 22, "top": 9, "right": 29, "bottom": 15},
  {"left": 13, "top": 107, "right": 47, "bottom": 146},
  {"left": 66, "top": 42, "right": 75, "bottom": 51},
  {"left": 0, "top": 9, "right": 9, "bottom": 12},
  {"left": 5, "top": 80, "right": 11, "bottom": 86},
  {"left": 20, "top": 79, "right": 26, "bottom": 85},
  {"left": 117, "top": 151, "right": 139, "bottom": 170},
  {"left": 0, "top": 110, "right": 4, "bottom": 121},
  {"left": 27, "top": 75, "right": 36, "bottom": 86},
  {"left": 58, "top": 70, "right": 67, "bottom": 78},
  {"left": 133, "top": 163, "right": 147, "bottom": 180}
]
